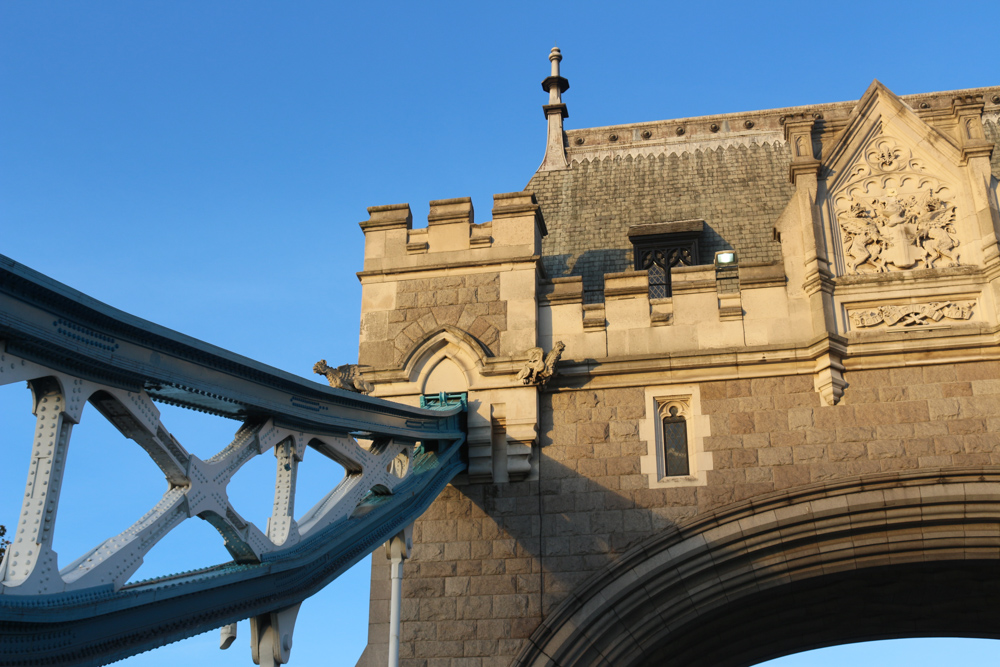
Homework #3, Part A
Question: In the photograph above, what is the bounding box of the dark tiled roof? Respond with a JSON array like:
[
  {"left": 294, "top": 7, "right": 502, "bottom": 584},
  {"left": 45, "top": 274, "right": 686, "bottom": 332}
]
[
  {"left": 529, "top": 141, "right": 792, "bottom": 301},
  {"left": 528, "top": 88, "right": 1000, "bottom": 302}
]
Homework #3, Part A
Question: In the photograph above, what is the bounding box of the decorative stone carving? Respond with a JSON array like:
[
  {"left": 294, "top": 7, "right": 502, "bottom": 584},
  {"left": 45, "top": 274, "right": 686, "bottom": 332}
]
[
  {"left": 515, "top": 341, "right": 565, "bottom": 386},
  {"left": 849, "top": 301, "right": 975, "bottom": 329},
  {"left": 313, "top": 360, "right": 374, "bottom": 394},
  {"left": 505, "top": 422, "right": 536, "bottom": 482},
  {"left": 815, "top": 351, "right": 846, "bottom": 407},
  {"left": 834, "top": 137, "right": 961, "bottom": 274}
]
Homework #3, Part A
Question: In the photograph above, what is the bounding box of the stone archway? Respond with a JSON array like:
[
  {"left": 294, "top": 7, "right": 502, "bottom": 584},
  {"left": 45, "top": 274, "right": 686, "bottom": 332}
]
[{"left": 515, "top": 468, "right": 1000, "bottom": 667}]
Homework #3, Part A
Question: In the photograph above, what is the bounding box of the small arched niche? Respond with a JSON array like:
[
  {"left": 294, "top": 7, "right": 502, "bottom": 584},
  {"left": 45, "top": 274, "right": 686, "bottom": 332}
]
[
  {"left": 422, "top": 356, "right": 468, "bottom": 395},
  {"left": 402, "top": 326, "right": 486, "bottom": 394}
]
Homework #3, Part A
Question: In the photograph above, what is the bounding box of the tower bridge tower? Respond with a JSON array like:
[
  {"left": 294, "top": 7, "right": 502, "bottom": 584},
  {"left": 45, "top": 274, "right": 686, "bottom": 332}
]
[{"left": 354, "top": 50, "right": 1000, "bottom": 667}]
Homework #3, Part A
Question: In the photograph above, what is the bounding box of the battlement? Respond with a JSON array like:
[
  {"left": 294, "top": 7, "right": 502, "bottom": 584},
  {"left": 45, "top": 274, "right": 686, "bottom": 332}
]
[
  {"left": 538, "top": 259, "right": 803, "bottom": 364},
  {"left": 358, "top": 191, "right": 546, "bottom": 275}
]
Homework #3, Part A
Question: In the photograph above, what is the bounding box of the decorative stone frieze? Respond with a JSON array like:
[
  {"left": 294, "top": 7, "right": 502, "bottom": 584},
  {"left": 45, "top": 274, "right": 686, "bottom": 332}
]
[{"left": 848, "top": 300, "right": 975, "bottom": 328}]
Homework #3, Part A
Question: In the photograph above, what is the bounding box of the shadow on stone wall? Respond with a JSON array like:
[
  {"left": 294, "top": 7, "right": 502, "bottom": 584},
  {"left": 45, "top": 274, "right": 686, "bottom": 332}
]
[
  {"left": 359, "top": 362, "right": 1000, "bottom": 667},
  {"left": 457, "top": 454, "right": 697, "bottom": 619},
  {"left": 437, "top": 388, "right": 698, "bottom": 655},
  {"left": 542, "top": 249, "right": 631, "bottom": 303},
  {"left": 541, "top": 229, "right": 738, "bottom": 305},
  {"left": 699, "top": 221, "right": 734, "bottom": 262}
]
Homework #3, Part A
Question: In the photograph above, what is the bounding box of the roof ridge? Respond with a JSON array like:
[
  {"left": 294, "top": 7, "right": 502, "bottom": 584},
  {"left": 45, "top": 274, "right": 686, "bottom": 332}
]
[{"left": 564, "top": 85, "right": 1000, "bottom": 134}]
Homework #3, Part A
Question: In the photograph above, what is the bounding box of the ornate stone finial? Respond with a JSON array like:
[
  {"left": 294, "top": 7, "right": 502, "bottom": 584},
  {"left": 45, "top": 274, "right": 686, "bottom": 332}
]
[
  {"left": 539, "top": 48, "right": 570, "bottom": 171},
  {"left": 313, "top": 360, "right": 374, "bottom": 395},
  {"left": 515, "top": 341, "right": 565, "bottom": 386},
  {"left": 548, "top": 47, "right": 563, "bottom": 91}
]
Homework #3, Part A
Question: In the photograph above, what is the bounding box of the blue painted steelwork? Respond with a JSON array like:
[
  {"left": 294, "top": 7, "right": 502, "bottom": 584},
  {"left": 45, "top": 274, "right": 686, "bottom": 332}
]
[
  {"left": 0, "top": 254, "right": 467, "bottom": 666},
  {"left": 420, "top": 391, "right": 469, "bottom": 410}
]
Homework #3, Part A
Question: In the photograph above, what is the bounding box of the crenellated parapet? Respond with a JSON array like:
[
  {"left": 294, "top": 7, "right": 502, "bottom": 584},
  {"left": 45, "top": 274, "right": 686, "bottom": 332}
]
[
  {"left": 357, "top": 192, "right": 550, "bottom": 484},
  {"left": 537, "top": 260, "right": 802, "bottom": 370},
  {"left": 359, "top": 192, "right": 544, "bottom": 276},
  {"left": 357, "top": 191, "right": 545, "bottom": 367}
]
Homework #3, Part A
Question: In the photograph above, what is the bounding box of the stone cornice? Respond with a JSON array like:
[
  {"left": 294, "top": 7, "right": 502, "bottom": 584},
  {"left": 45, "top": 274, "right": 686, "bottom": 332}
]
[
  {"left": 359, "top": 203, "right": 412, "bottom": 231},
  {"left": 541, "top": 324, "right": 1000, "bottom": 391},
  {"left": 628, "top": 219, "right": 704, "bottom": 237},
  {"left": 831, "top": 265, "right": 984, "bottom": 294},
  {"left": 738, "top": 262, "right": 786, "bottom": 288},
  {"left": 542, "top": 103, "right": 568, "bottom": 119},
  {"left": 356, "top": 254, "right": 540, "bottom": 280},
  {"left": 539, "top": 276, "right": 583, "bottom": 305}
]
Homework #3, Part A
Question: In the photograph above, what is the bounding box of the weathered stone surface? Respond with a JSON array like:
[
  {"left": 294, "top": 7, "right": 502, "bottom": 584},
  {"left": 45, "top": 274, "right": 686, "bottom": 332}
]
[
  {"left": 362, "top": 358, "right": 1000, "bottom": 664},
  {"left": 356, "top": 76, "right": 1000, "bottom": 667},
  {"left": 358, "top": 272, "right": 507, "bottom": 369}
]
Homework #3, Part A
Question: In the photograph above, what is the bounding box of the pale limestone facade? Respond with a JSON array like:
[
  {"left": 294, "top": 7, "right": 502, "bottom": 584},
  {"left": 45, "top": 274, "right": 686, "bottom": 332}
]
[{"left": 354, "top": 78, "right": 1000, "bottom": 666}]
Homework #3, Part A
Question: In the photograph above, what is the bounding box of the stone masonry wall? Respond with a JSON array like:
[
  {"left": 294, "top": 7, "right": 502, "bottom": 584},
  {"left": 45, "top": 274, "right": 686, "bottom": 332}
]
[
  {"left": 363, "top": 360, "right": 1000, "bottom": 667},
  {"left": 358, "top": 273, "right": 506, "bottom": 369}
]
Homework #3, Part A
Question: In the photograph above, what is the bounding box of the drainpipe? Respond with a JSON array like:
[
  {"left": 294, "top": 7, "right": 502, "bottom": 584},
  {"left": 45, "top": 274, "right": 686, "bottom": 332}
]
[{"left": 386, "top": 526, "right": 412, "bottom": 667}]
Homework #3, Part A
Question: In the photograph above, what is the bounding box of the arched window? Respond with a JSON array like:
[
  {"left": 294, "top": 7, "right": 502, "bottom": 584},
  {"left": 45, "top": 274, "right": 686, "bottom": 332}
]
[
  {"left": 640, "top": 387, "right": 711, "bottom": 488},
  {"left": 657, "top": 400, "right": 690, "bottom": 478}
]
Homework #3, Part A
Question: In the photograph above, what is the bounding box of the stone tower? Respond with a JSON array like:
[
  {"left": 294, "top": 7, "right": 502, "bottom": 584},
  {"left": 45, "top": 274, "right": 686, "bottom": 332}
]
[{"left": 354, "top": 51, "right": 1000, "bottom": 666}]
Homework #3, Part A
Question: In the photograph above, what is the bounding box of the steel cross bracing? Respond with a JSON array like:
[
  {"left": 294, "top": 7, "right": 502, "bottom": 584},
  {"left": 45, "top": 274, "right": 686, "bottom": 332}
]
[{"left": 0, "top": 254, "right": 467, "bottom": 666}]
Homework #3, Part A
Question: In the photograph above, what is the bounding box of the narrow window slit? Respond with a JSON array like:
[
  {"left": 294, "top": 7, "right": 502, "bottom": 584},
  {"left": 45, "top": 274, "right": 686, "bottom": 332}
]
[{"left": 660, "top": 406, "right": 689, "bottom": 477}]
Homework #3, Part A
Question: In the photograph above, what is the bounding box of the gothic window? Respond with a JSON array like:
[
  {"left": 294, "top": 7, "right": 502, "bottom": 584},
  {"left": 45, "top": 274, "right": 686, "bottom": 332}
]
[
  {"left": 640, "top": 387, "right": 710, "bottom": 488},
  {"left": 657, "top": 401, "right": 690, "bottom": 477},
  {"left": 628, "top": 220, "right": 703, "bottom": 299},
  {"left": 635, "top": 245, "right": 696, "bottom": 298}
]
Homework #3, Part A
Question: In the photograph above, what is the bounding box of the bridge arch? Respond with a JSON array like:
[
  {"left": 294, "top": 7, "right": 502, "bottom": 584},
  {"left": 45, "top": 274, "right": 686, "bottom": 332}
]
[{"left": 515, "top": 468, "right": 1000, "bottom": 667}]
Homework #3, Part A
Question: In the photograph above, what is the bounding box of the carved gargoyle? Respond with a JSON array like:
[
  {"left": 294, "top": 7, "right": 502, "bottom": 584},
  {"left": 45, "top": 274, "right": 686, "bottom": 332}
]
[
  {"left": 515, "top": 341, "right": 565, "bottom": 386},
  {"left": 313, "top": 360, "right": 374, "bottom": 395}
]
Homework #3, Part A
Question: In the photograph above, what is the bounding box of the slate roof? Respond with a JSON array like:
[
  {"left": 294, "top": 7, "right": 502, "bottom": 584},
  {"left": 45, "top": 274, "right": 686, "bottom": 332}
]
[{"left": 528, "top": 88, "right": 1000, "bottom": 303}]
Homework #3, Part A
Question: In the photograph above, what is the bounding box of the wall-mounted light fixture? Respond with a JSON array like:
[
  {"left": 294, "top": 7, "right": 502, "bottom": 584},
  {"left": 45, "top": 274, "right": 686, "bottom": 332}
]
[{"left": 714, "top": 250, "right": 737, "bottom": 267}]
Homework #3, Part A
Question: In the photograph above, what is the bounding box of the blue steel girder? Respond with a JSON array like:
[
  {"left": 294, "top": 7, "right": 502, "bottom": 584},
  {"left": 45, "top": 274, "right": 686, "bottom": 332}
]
[{"left": 0, "top": 254, "right": 467, "bottom": 666}]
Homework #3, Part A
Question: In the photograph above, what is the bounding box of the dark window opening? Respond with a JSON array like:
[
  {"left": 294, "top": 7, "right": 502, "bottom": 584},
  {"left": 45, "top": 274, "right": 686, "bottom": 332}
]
[
  {"left": 628, "top": 220, "right": 703, "bottom": 299},
  {"left": 661, "top": 406, "right": 689, "bottom": 477},
  {"left": 636, "top": 245, "right": 696, "bottom": 299}
]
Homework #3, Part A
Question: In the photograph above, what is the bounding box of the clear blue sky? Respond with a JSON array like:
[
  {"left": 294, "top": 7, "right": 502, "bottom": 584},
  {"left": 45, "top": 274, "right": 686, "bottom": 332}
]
[{"left": 1, "top": 2, "right": 998, "bottom": 665}]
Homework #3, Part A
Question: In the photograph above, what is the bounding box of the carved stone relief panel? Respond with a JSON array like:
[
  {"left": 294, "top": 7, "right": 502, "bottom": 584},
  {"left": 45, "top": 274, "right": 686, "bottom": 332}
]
[
  {"left": 847, "top": 300, "right": 976, "bottom": 330},
  {"left": 832, "top": 136, "right": 961, "bottom": 275}
]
